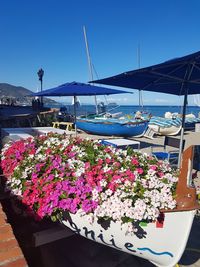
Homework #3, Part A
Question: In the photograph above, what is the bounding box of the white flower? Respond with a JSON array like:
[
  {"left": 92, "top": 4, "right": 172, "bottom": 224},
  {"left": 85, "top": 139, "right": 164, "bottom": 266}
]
[
  {"left": 100, "top": 179, "right": 107, "bottom": 187},
  {"left": 105, "top": 189, "right": 113, "bottom": 196}
]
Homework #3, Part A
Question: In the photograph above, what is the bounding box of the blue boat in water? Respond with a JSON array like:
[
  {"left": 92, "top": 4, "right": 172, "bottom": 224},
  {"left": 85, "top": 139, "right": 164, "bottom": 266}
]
[{"left": 76, "top": 118, "right": 149, "bottom": 137}]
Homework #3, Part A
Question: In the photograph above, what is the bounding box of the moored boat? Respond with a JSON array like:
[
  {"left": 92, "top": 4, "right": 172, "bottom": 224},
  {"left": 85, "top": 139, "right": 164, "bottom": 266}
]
[
  {"left": 164, "top": 112, "right": 200, "bottom": 130},
  {"left": 148, "top": 117, "right": 182, "bottom": 136},
  {"left": 148, "top": 115, "right": 200, "bottom": 135},
  {"left": 76, "top": 118, "right": 149, "bottom": 137}
]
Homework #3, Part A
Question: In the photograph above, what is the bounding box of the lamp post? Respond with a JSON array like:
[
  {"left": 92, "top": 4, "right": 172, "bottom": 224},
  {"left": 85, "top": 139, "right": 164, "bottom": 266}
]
[{"left": 37, "top": 68, "right": 44, "bottom": 108}]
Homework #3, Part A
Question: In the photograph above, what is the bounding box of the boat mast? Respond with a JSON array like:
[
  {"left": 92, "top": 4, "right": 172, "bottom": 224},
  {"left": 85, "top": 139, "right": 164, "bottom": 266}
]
[
  {"left": 83, "top": 26, "right": 98, "bottom": 114},
  {"left": 137, "top": 44, "right": 143, "bottom": 109}
]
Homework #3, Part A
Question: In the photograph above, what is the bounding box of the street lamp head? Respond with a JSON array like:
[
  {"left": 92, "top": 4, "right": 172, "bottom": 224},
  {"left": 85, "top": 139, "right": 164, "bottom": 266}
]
[{"left": 37, "top": 68, "right": 44, "bottom": 81}]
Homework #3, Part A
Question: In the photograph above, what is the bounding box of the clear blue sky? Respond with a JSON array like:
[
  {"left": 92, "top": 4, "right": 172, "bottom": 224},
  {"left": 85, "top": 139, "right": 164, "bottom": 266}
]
[{"left": 1, "top": 0, "right": 200, "bottom": 105}]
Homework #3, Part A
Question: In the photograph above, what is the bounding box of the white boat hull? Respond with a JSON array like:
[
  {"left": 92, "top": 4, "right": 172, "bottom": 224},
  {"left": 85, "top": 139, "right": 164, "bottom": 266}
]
[
  {"left": 62, "top": 210, "right": 196, "bottom": 267},
  {"left": 149, "top": 124, "right": 181, "bottom": 136}
]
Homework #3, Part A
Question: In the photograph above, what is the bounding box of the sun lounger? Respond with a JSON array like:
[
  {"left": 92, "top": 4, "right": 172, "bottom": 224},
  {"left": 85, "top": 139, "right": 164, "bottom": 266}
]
[{"left": 29, "top": 127, "right": 75, "bottom": 135}]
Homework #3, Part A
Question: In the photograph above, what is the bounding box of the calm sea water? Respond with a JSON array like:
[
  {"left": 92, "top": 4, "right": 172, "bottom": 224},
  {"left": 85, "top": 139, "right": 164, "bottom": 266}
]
[{"left": 50, "top": 104, "right": 200, "bottom": 118}]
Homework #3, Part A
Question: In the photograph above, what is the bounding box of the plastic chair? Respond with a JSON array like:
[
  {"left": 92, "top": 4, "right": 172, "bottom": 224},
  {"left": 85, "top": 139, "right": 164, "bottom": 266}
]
[{"left": 151, "top": 136, "right": 185, "bottom": 168}]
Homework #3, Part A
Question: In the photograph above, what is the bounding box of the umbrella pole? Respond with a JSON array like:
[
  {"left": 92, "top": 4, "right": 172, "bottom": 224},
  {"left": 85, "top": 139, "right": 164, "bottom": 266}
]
[
  {"left": 73, "top": 96, "right": 77, "bottom": 136},
  {"left": 178, "top": 89, "right": 188, "bottom": 168}
]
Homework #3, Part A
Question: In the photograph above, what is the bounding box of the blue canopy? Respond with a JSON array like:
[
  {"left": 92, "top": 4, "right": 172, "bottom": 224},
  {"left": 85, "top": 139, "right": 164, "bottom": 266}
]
[
  {"left": 92, "top": 51, "right": 200, "bottom": 96},
  {"left": 92, "top": 51, "right": 200, "bottom": 168},
  {"left": 30, "top": 81, "right": 131, "bottom": 97}
]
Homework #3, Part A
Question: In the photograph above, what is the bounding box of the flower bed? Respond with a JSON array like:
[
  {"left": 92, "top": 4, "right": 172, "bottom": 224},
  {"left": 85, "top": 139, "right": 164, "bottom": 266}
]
[{"left": 0, "top": 133, "right": 179, "bottom": 233}]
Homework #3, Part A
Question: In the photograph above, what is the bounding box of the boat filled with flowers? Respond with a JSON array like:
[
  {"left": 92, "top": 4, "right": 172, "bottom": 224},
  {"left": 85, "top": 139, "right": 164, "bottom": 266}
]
[{"left": 0, "top": 133, "right": 198, "bottom": 267}]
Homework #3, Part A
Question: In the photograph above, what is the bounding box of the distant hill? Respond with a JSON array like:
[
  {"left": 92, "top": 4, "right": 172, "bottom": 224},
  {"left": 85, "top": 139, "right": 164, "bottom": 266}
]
[{"left": 0, "top": 83, "right": 59, "bottom": 105}]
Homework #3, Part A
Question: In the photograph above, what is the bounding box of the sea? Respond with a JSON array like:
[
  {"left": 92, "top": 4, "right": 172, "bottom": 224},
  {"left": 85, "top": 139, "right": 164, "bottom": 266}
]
[{"left": 49, "top": 104, "right": 200, "bottom": 118}]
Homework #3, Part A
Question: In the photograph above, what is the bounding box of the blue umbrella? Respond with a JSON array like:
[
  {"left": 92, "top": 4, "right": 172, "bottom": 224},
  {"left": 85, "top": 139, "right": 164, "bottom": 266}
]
[
  {"left": 29, "top": 81, "right": 131, "bottom": 134},
  {"left": 92, "top": 51, "right": 200, "bottom": 167},
  {"left": 30, "top": 81, "right": 130, "bottom": 97}
]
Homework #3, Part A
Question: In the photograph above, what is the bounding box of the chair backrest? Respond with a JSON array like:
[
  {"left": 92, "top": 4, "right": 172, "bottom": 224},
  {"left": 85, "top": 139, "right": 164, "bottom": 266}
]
[{"left": 164, "top": 136, "right": 185, "bottom": 150}]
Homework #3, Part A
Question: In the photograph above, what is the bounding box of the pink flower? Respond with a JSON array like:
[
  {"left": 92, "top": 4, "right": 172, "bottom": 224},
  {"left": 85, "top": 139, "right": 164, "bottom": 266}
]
[
  {"left": 104, "top": 147, "right": 112, "bottom": 153},
  {"left": 158, "top": 171, "right": 164, "bottom": 178},
  {"left": 108, "top": 182, "right": 116, "bottom": 191},
  {"left": 150, "top": 165, "right": 157, "bottom": 171},
  {"left": 98, "top": 159, "right": 103, "bottom": 165},
  {"left": 105, "top": 158, "right": 111, "bottom": 164},
  {"left": 125, "top": 170, "right": 135, "bottom": 181},
  {"left": 131, "top": 157, "right": 139, "bottom": 166},
  {"left": 114, "top": 162, "right": 121, "bottom": 168},
  {"left": 136, "top": 168, "right": 144, "bottom": 174},
  {"left": 85, "top": 162, "right": 91, "bottom": 169}
]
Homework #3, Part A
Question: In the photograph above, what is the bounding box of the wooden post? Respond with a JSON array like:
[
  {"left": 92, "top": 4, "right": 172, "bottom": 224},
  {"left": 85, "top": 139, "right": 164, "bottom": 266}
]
[{"left": 175, "top": 146, "right": 199, "bottom": 211}]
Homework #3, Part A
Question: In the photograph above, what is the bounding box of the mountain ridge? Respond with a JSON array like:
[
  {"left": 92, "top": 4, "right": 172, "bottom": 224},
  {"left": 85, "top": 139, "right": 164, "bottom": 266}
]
[{"left": 0, "top": 83, "right": 58, "bottom": 105}]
